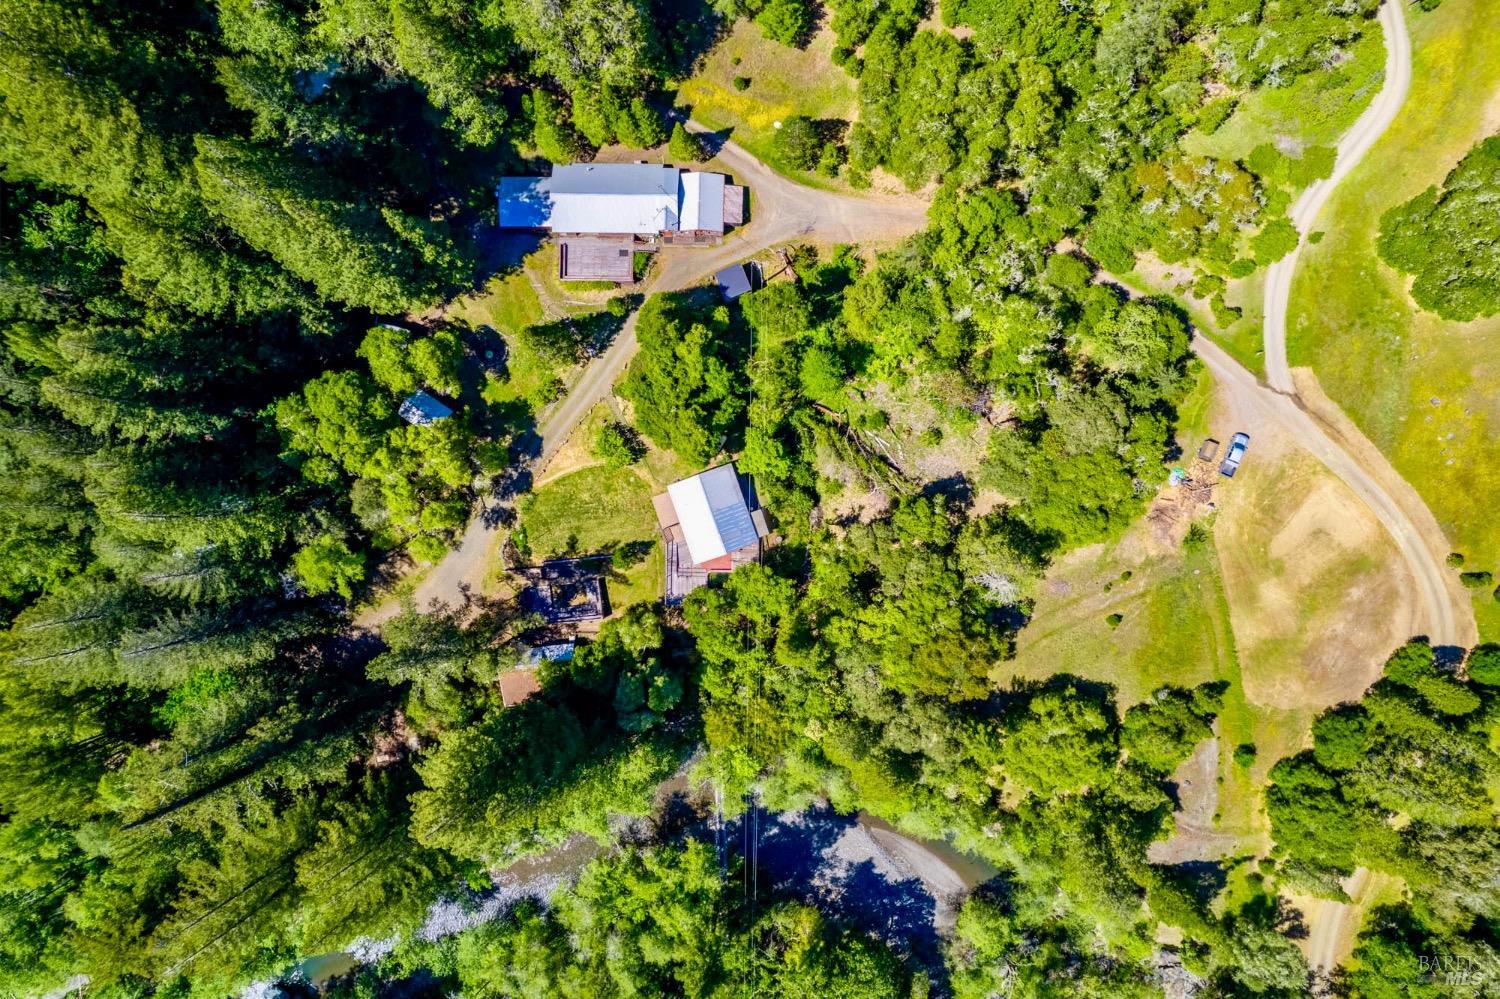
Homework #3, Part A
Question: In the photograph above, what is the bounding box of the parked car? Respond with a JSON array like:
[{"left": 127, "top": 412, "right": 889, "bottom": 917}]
[{"left": 1219, "top": 432, "right": 1250, "bottom": 477}]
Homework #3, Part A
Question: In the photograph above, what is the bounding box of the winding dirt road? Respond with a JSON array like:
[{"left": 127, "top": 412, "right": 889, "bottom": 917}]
[
  {"left": 1249, "top": 0, "right": 1474, "bottom": 976},
  {"left": 1254, "top": 0, "right": 1469, "bottom": 652},
  {"left": 359, "top": 131, "right": 929, "bottom": 625}
]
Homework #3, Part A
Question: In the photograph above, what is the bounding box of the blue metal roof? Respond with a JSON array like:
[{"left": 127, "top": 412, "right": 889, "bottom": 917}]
[
  {"left": 715, "top": 264, "right": 752, "bottom": 299},
  {"left": 699, "top": 465, "right": 759, "bottom": 555}
]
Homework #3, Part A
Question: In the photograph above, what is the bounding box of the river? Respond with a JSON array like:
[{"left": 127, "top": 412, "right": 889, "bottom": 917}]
[{"left": 280, "top": 799, "right": 998, "bottom": 994}]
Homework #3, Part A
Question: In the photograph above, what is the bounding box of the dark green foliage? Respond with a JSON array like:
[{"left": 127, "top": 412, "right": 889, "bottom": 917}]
[
  {"left": 733, "top": 75, "right": 751, "bottom": 91},
  {"left": 1378, "top": 136, "right": 1500, "bottom": 320},
  {"left": 529, "top": 89, "right": 591, "bottom": 163},
  {"left": 1459, "top": 570, "right": 1493, "bottom": 588},
  {"left": 773, "top": 115, "right": 824, "bottom": 171},
  {"left": 194, "top": 137, "right": 465, "bottom": 313},
  {"left": 591, "top": 420, "right": 645, "bottom": 467},
  {"left": 1446, "top": 551, "right": 1465, "bottom": 567},
  {"left": 620, "top": 292, "right": 748, "bottom": 465},
  {"left": 1233, "top": 742, "right": 1256, "bottom": 767}
]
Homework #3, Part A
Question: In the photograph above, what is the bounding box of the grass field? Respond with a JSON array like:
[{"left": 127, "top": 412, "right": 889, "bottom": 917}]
[
  {"left": 677, "top": 20, "right": 858, "bottom": 187},
  {"left": 1285, "top": 0, "right": 1500, "bottom": 639},
  {"left": 518, "top": 463, "right": 664, "bottom": 612},
  {"left": 1004, "top": 366, "right": 1418, "bottom": 853},
  {"left": 520, "top": 464, "right": 657, "bottom": 558},
  {"left": 1000, "top": 527, "right": 1267, "bottom": 844}
]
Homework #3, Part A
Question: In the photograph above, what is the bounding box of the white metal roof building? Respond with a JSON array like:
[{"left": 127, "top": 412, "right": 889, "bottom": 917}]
[
  {"left": 663, "top": 464, "right": 762, "bottom": 566},
  {"left": 679, "top": 171, "right": 725, "bottom": 232},
  {"left": 498, "top": 164, "right": 731, "bottom": 237}
]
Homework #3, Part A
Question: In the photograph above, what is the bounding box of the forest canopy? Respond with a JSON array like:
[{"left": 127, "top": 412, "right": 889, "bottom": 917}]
[{"left": 0, "top": 0, "right": 1475, "bottom": 996}]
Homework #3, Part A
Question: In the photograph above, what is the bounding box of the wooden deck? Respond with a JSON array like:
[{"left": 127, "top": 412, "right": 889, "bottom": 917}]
[{"left": 557, "top": 235, "right": 635, "bottom": 282}]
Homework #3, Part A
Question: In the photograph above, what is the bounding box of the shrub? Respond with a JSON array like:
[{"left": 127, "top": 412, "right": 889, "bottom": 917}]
[
  {"left": 1233, "top": 743, "right": 1257, "bottom": 768},
  {"left": 1197, "top": 97, "right": 1237, "bottom": 135},
  {"left": 1105, "top": 613, "right": 1124, "bottom": 629},
  {"left": 592, "top": 421, "right": 645, "bottom": 467},
  {"left": 1377, "top": 136, "right": 1500, "bottom": 320},
  {"left": 1446, "top": 552, "right": 1466, "bottom": 568},
  {"left": 1459, "top": 570, "right": 1493, "bottom": 589},
  {"left": 1468, "top": 644, "right": 1500, "bottom": 686},
  {"left": 733, "top": 76, "right": 751, "bottom": 91},
  {"left": 1251, "top": 218, "right": 1299, "bottom": 265},
  {"left": 1184, "top": 521, "right": 1210, "bottom": 550},
  {"left": 774, "top": 115, "right": 822, "bottom": 171},
  {"left": 755, "top": 0, "right": 813, "bottom": 47},
  {"left": 668, "top": 122, "right": 707, "bottom": 163},
  {"left": 293, "top": 535, "right": 365, "bottom": 600}
]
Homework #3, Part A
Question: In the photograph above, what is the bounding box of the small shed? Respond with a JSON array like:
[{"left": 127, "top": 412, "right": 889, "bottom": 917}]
[
  {"left": 398, "top": 390, "right": 453, "bottom": 426},
  {"left": 715, "top": 264, "right": 753, "bottom": 301}
]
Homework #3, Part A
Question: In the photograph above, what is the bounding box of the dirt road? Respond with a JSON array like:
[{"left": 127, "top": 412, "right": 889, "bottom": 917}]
[
  {"left": 358, "top": 134, "right": 928, "bottom": 625},
  {"left": 1262, "top": 0, "right": 1411, "bottom": 396},
  {"left": 1253, "top": 0, "right": 1470, "bottom": 653}
]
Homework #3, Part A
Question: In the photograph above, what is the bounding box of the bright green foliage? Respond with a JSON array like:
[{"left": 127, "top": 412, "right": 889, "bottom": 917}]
[
  {"left": 293, "top": 534, "right": 366, "bottom": 599},
  {"left": 621, "top": 291, "right": 748, "bottom": 465},
  {"left": 1378, "top": 136, "right": 1500, "bottom": 320},
  {"left": 359, "top": 325, "right": 464, "bottom": 396},
  {"left": 444, "top": 847, "right": 912, "bottom": 997},
  {"left": 668, "top": 122, "right": 708, "bottom": 162},
  {"left": 1001, "top": 685, "right": 1117, "bottom": 796},
  {"left": 501, "top": 0, "right": 661, "bottom": 91},
  {"left": 276, "top": 338, "right": 490, "bottom": 557},
  {"left": 1250, "top": 217, "right": 1299, "bottom": 265},
  {"left": 773, "top": 115, "right": 823, "bottom": 171},
  {"left": 1270, "top": 640, "right": 1500, "bottom": 982},
  {"left": 561, "top": 606, "right": 685, "bottom": 732},
  {"left": 756, "top": 0, "right": 814, "bottom": 47},
  {"left": 1120, "top": 683, "right": 1223, "bottom": 773},
  {"left": 591, "top": 420, "right": 644, "bottom": 467}
]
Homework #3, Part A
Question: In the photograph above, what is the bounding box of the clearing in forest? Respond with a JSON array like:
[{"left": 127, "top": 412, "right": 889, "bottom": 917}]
[
  {"left": 677, "top": 20, "right": 859, "bottom": 187},
  {"left": 1001, "top": 367, "right": 1415, "bottom": 858}
]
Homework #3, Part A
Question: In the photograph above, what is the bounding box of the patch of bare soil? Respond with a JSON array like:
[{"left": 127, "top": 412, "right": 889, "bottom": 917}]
[
  {"left": 858, "top": 374, "right": 998, "bottom": 485},
  {"left": 1215, "top": 444, "right": 1413, "bottom": 711},
  {"left": 1144, "top": 457, "right": 1220, "bottom": 554},
  {"left": 1148, "top": 733, "right": 1240, "bottom": 865}
]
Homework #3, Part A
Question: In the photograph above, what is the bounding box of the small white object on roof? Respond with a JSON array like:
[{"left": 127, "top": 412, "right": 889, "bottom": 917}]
[
  {"left": 666, "top": 464, "right": 761, "bottom": 566},
  {"left": 679, "top": 172, "right": 725, "bottom": 233},
  {"left": 398, "top": 390, "right": 453, "bottom": 426}
]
